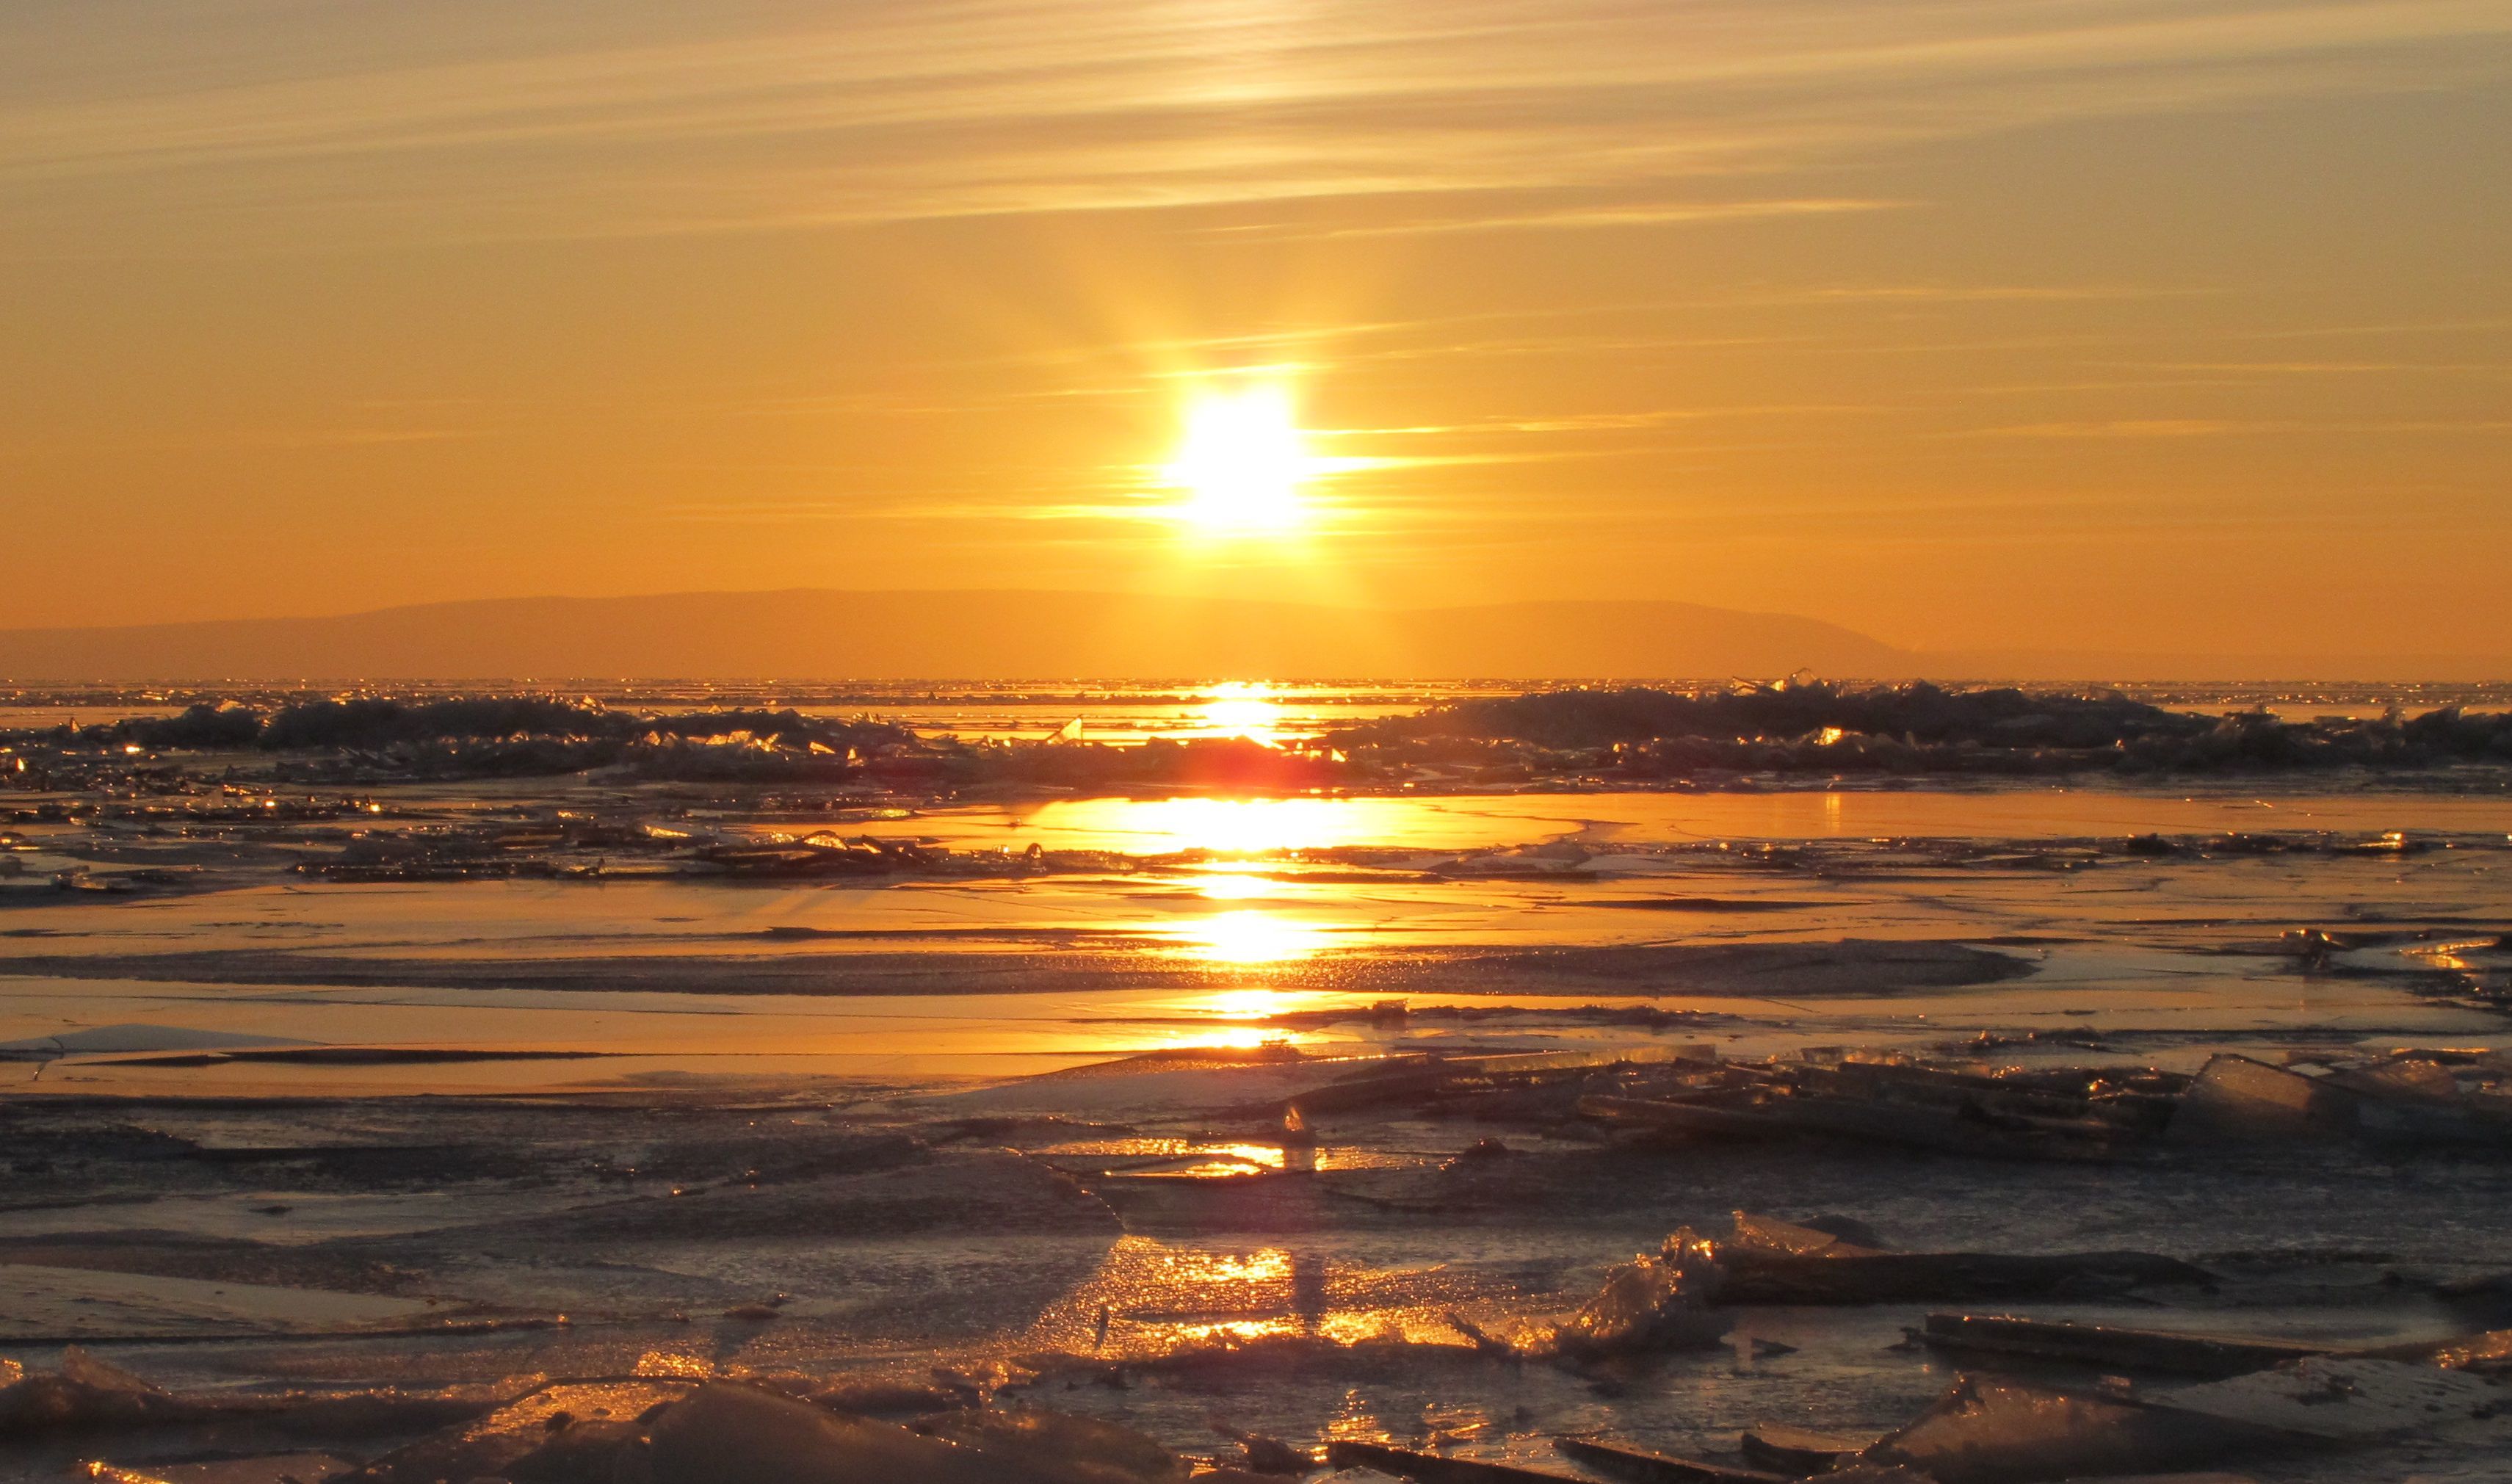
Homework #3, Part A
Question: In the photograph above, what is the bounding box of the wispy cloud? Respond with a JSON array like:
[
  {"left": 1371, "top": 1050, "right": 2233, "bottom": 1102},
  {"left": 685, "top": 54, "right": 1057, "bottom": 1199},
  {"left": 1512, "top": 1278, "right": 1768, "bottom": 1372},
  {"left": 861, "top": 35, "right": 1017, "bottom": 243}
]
[
  {"left": 5, "top": 0, "right": 2508, "bottom": 247},
  {"left": 1953, "top": 416, "right": 2512, "bottom": 439},
  {"left": 1963, "top": 418, "right": 2251, "bottom": 438},
  {"left": 2131, "top": 359, "right": 2512, "bottom": 374},
  {"left": 232, "top": 426, "right": 491, "bottom": 449},
  {"left": 1214, "top": 196, "right": 1905, "bottom": 241},
  {"left": 1804, "top": 284, "right": 2212, "bottom": 304},
  {"left": 1322, "top": 405, "right": 1893, "bottom": 438}
]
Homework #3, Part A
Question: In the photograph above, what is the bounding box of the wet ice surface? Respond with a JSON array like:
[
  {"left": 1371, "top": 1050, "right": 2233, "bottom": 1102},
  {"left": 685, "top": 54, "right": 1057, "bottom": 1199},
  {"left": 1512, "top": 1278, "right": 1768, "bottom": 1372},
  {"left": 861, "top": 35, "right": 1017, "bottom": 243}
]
[
  {"left": 2, "top": 781, "right": 2508, "bottom": 1481},
  {"left": 5, "top": 786, "right": 2509, "bottom": 1092}
]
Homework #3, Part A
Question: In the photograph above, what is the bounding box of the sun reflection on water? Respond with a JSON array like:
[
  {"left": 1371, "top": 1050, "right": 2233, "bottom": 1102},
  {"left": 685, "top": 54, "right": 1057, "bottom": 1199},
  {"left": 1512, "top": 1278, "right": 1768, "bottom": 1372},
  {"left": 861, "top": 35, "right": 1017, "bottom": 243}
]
[
  {"left": 1200, "top": 681, "right": 1286, "bottom": 745},
  {"left": 1170, "top": 908, "right": 1331, "bottom": 963},
  {"left": 1168, "top": 1024, "right": 1292, "bottom": 1050},
  {"left": 1198, "top": 987, "right": 1294, "bottom": 1018},
  {"left": 1144, "top": 985, "right": 1334, "bottom": 1050},
  {"left": 1194, "top": 865, "right": 1280, "bottom": 900},
  {"left": 1068, "top": 795, "right": 1372, "bottom": 855}
]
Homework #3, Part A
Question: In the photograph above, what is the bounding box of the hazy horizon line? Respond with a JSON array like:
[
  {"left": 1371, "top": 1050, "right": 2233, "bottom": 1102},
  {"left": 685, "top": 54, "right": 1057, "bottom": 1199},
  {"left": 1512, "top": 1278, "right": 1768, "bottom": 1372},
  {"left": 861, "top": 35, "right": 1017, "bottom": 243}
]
[{"left": 7, "top": 586, "right": 2508, "bottom": 672}]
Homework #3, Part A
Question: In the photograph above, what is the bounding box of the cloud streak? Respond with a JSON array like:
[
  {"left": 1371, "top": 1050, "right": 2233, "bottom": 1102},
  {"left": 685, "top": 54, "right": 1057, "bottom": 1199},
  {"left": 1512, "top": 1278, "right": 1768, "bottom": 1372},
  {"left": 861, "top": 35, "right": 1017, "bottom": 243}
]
[{"left": 6, "top": 0, "right": 2508, "bottom": 247}]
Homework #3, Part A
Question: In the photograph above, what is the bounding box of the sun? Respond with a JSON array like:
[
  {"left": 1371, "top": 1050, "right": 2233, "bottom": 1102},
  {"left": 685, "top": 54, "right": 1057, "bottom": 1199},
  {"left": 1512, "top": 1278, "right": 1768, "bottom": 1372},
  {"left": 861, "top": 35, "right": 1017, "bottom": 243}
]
[{"left": 1162, "top": 385, "right": 1321, "bottom": 532}]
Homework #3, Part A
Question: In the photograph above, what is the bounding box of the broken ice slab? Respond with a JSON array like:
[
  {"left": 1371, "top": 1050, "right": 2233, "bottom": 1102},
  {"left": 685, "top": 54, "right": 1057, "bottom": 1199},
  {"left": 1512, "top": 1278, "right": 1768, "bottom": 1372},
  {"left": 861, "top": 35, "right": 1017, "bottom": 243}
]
[
  {"left": 1559, "top": 1212, "right": 2212, "bottom": 1308},
  {"left": 643, "top": 1383, "right": 1201, "bottom": 1484},
  {"left": 2321, "top": 1054, "right": 2466, "bottom": 1102},
  {"left": 1735, "top": 1424, "right": 1863, "bottom": 1474},
  {"left": 330, "top": 1380, "right": 690, "bottom": 1484},
  {"left": 0, "top": 1347, "right": 198, "bottom": 1435},
  {"left": 1289, "top": 1046, "right": 1706, "bottom": 1117},
  {"left": 2161, "top": 1355, "right": 2510, "bottom": 1442},
  {"left": 1550, "top": 1229, "right": 1731, "bottom": 1358},
  {"left": 1578, "top": 1087, "right": 2127, "bottom": 1163},
  {"left": 924, "top": 1046, "right": 1384, "bottom": 1119},
  {"left": 1858, "top": 1374, "right": 2314, "bottom": 1484},
  {"left": 2168, "top": 1054, "right": 2364, "bottom": 1142},
  {"left": 1325, "top": 1439, "right": 1586, "bottom": 1482},
  {"left": 1861, "top": 1355, "right": 2512, "bottom": 1483},
  {"left": 1587, "top": 1055, "right": 2187, "bottom": 1154},
  {"left": 1726, "top": 1212, "right": 1888, "bottom": 1259},
  {"left": 1716, "top": 1247, "right": 2213, "bottom": 1306},
  {"left": 1924, "top": 1312, "right": 2512, "bottom": 1378},
  {"left": 0, "top": 1262, "right": 440, "bottom": 1342},
  {"left": 645, "top": 1383, "right": 1057, "bottom": 1484},
  {"left": 2170, "top": 1052, "right": 2512, "bottom": 1146},
  {"left": 79, "top": 1458, "right": 358, "bottom": 1484},
  {"left": 0, "top": 1348, "right": 491, "bottom": 1446},
  {"left": 1552, "top": 1437, "right": 1783, "bottom": 1482},
  {"left": 1916, "top": 1314, "right": 2344, "bottom": 1378},
  {"left": 917, "top": 1407, "right": 1192, "bottom": 1482},
  {"left": 1209, "top": 1416, "right": 1314, "bottom": 1474}
]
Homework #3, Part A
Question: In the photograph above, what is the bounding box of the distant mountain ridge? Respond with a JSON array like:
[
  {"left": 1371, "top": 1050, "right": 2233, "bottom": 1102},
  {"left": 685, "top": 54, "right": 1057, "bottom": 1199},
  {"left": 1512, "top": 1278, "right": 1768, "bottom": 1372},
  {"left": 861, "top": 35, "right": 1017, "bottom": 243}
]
[
  {"left": 0, "top": 589, "right": 2500, "bottom": 682},
  {"left": 0, "top": 589, "right": 1902, "bottom": 682}
]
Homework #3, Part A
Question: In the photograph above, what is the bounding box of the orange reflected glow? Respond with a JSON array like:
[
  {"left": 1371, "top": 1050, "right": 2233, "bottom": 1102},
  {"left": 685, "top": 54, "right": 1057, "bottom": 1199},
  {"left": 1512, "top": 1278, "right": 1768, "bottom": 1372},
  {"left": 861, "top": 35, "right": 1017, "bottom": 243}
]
[
  {"left": 1176, "top": 1318, "right": 1300, "bottom": 1344},
  {"left": 1171, "top": 1151, "right": 1287, "bottom": 1177},
  {"left": 1029, "top": 1236, "right": 1469, "bottom": 1357},
  {"left": 2407, "top": 938, "right": 2496, "bottom": 971},
  {"left": 1170, "top": 1309, "right": 1452, "bottom": 1347},
  {"left": 1211, "top": 1166, "right": 1282, "bottom": 1187},
  {"left": 632, "top": 1350, "right": 713, "bottom": 1378},
  {"left": 1187, "top": 1246, "right": 1292, "bottom": 1278}
]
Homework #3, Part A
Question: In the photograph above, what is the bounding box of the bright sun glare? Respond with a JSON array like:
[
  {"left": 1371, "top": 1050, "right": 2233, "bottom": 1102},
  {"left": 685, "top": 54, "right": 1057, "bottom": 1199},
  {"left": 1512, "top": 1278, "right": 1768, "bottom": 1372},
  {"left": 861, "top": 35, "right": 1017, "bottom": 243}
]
[
  {"left": 1199, "top": 680, "right": 1282, "bottom": 742},
  {"left": 1163, "top": 386, "right": 1320, "bottom": 532}
]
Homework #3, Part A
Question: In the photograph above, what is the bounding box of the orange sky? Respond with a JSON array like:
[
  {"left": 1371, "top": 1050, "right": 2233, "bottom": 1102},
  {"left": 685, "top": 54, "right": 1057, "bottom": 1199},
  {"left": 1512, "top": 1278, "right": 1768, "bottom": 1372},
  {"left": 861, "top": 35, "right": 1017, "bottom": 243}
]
[{"left": 3, "top": 1, "right": 2508, "bottom": 662}]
